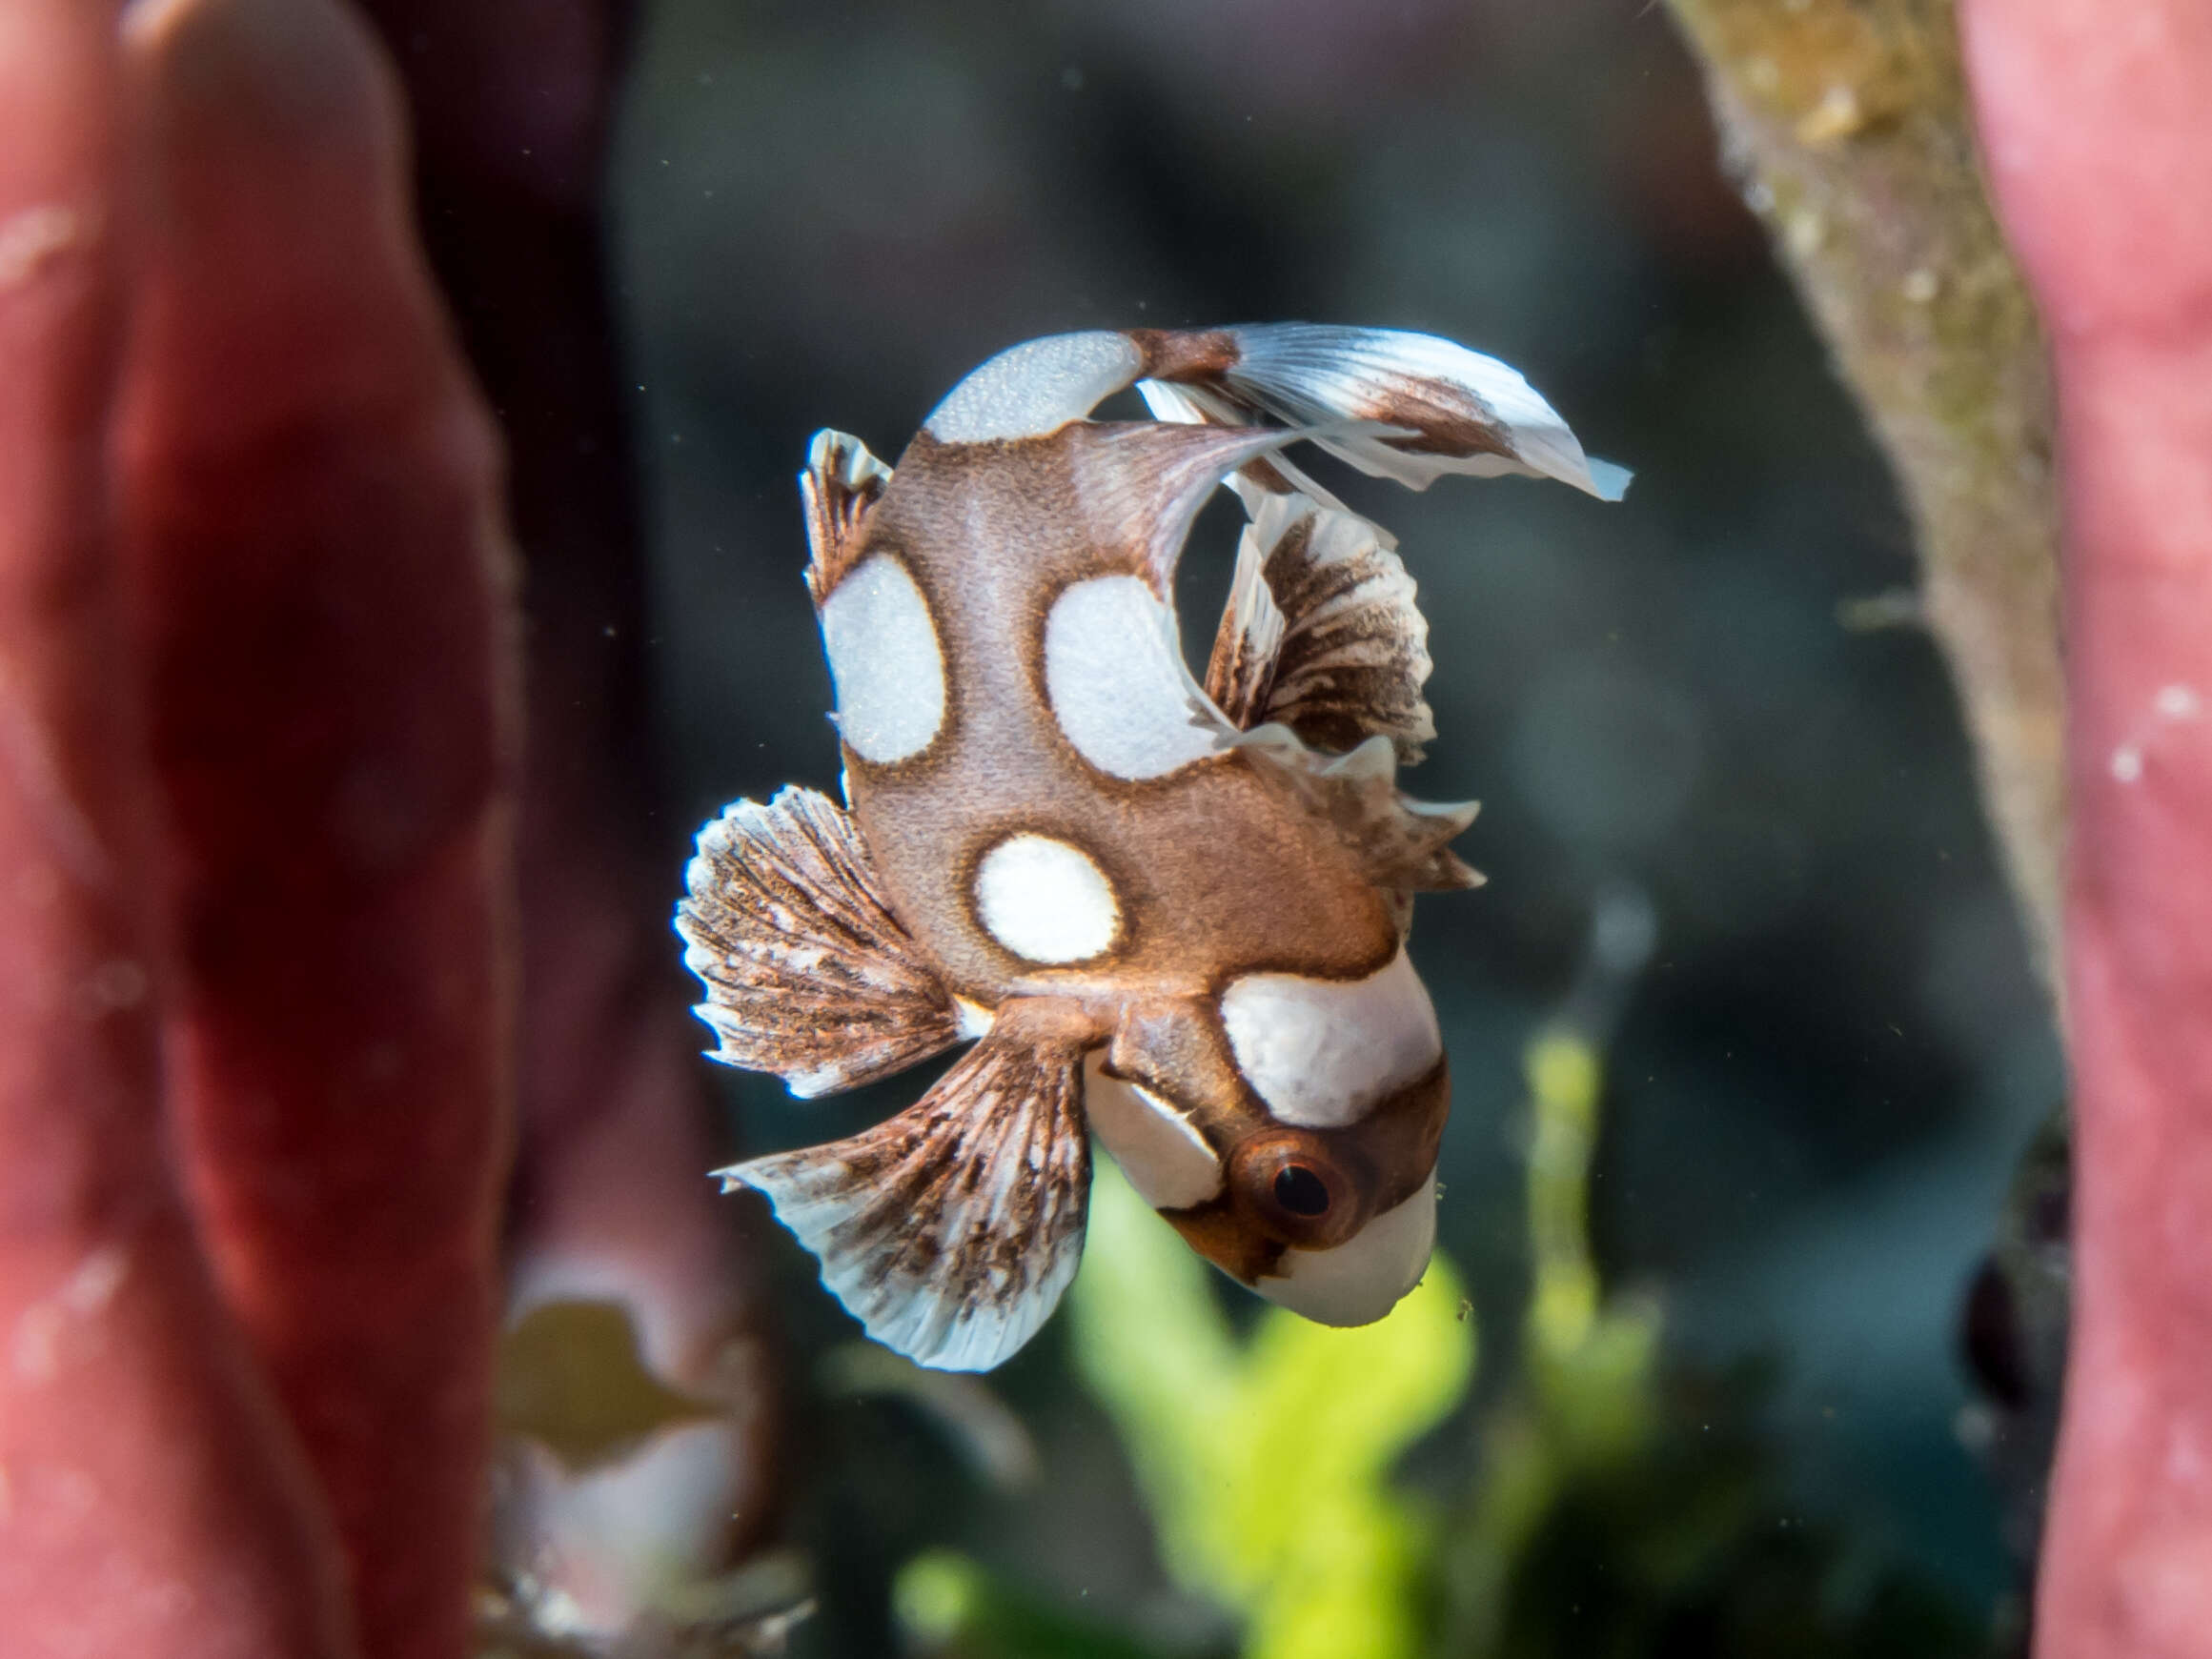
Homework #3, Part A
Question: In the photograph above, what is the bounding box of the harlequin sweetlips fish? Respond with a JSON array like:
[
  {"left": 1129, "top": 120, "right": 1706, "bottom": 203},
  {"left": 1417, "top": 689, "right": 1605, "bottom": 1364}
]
[{"left": 677, "top": 325, "right": 1627, "bottom": 1371}]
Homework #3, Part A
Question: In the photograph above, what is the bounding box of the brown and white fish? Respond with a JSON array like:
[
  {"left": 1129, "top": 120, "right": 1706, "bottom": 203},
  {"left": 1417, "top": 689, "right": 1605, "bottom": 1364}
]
[{"left": 678, "top": 325, "right": 1626, "bottom": 1370}]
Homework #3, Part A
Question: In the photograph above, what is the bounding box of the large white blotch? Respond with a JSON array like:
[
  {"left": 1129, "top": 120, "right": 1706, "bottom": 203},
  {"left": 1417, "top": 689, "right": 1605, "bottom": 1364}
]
[
  {"left": 1255, "top": 1174, "right": 1438, "bottom": 1326},
  {"left": 1045, "top": 576, "right": 1227, "bottom": 780},
  {"left": 1219, "top": 948, "right": 1440, "bottom": 1128},
  {"left": 820, "top": 554, "right": 945, "bottom": 764},
  {"left": 1084, "top": 1061, "right": 1223, "bottom": 1211},
  {"left": 924, "top": 331, "right": 1145, "bottom": 444},
  {"left": 974, "top": 834, "right": 1121, "bottom": 964}
]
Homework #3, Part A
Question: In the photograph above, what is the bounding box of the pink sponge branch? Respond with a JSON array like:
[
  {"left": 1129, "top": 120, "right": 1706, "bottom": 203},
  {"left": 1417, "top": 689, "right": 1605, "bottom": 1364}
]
[
  {"left": 1964, "top": 4, "right": 2212, "bottom": 1655},
  {"left": 0, "top": 1, "right": 355, "bottom": 1652},
  {"left": 112, "top": 0, "right": 520, "bottom": 1654}
]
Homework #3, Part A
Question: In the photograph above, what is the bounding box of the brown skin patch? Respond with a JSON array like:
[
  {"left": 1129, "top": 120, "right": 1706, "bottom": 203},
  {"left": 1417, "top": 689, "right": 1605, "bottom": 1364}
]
[{"left": 1127, "top": 327, "right": 1242, "bottom": 383}]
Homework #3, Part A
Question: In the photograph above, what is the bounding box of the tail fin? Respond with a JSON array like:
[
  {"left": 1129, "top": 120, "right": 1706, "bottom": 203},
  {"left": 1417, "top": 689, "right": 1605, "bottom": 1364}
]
[{"left": 1136, "top": 323, "right": 1631, "bottom": 500}]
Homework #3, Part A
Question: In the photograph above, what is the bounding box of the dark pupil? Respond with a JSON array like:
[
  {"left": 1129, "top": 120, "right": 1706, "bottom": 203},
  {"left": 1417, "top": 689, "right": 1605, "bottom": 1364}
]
[{"left": 1273, "top": 1164, "right": 1330, "bottom": 1217}]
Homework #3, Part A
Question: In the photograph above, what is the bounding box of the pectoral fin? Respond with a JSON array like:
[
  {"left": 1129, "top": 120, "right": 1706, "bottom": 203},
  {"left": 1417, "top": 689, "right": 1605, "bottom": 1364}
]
[
  {"left": 716, "top": 1007, "right": 1094, "bottom": 1372},
  {"left": 677, "top": 786, "right": 962, "bottom": 1098}
]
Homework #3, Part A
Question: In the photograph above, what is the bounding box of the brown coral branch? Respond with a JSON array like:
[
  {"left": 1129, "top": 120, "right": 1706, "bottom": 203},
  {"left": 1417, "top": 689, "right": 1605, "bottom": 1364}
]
[{"left": 1664, "top": 0, "right": 2064, "bottom": 982}]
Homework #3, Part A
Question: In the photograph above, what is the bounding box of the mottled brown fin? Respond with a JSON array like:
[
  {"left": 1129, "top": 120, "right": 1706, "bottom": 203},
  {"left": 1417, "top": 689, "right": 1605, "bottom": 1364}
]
[
  {"left": 677, "top": 786, "right": 962, "bottom": 1098},
  {"left": 1235, "top": 493, "right": 1436, "bottom": 762},
  {"left": 1202, "top": 530, "right": 1286, "bottom": 727},
  {"left": 801, "top": 429, "right": 893, "bottom": 602},
  {"left": 1243, "top": 731, "right": 1484, "bottom": 894},
  {"left": 1147, "top": 386, "right": 1435, "bottom": 759},
  {"left": 715, "top": 1005, "right": 1094, "bottom": 1372}
]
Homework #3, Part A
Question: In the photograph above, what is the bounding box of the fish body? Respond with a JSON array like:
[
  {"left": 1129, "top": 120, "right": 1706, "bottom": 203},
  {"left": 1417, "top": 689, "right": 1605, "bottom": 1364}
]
[{"left": 680, "top": 326, "right": 1624, "bottom": 1369}]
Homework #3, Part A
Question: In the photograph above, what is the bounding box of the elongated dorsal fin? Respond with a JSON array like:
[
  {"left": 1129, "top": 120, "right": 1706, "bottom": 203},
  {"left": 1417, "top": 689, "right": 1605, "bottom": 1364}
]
[
  {"left": 678, "top": 786, "right": 962, "bottom": 1098},
  {"left": 1205, "top": 491, "right": 1435, "bottom": 763},
  {"left": 716, "top": 1004, "right": 1094, "bottom": 1371},
  {"left": 802, "top": 429, "right": 893, "bottom": 602}
]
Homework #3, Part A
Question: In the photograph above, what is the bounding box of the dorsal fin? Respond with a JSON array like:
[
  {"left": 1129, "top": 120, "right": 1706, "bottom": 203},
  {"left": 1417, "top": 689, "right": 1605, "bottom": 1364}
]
[
  {"left": 677, "top": 786, "right": 963, "bottom": 1098},
  {"left": 716, "top": 1002, "right": 1094, "bottom": 1371},
  {"left": 802, "top": 429, "right": 893, "bottom": 602}
]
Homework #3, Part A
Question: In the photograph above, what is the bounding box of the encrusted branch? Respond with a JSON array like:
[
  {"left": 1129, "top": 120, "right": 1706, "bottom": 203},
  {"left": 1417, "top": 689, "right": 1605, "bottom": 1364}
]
[{"left": 1665, "top": 0, "right": 2063, "bottom": 981}]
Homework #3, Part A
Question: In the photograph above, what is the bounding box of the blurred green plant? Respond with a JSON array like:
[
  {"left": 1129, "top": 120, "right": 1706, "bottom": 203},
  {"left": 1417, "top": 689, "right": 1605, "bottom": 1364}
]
[
  {"left": 1063, "top": 1161, "right": 1475, "bottom": 1659},
  {"left": 895, "top": 1019, "right": 1983, "bottom": 1659}
]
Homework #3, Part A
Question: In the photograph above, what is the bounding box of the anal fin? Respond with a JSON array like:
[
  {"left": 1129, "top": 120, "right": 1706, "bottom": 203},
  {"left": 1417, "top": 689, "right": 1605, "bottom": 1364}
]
[
  {"left": 677, "top": 786, "right": 961, "bottom": 1098},
  {"left": 716, "top": 1003, "right": 1095, "bottom": 1372},
  {"left": 1226, "top": 492, "right": 1436, "bottom": 762}
]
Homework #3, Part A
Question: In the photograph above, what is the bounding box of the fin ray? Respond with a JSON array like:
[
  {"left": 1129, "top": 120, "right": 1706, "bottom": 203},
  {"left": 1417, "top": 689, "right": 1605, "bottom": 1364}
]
[
  {"left": 677, "top": 786, "right": 961, "bottom": 1097},
  {"left": 717, "top": 1013, "right": 1092, "bottom": 1371},
  {"left": 1138, "top": 323, "right": 1631, "bottom": 500},
  {"left": 1237, "top": 492, "right": 1435, "bottom": 761},
  {"left": 802, "top": 429, "right": 893, "bottom": 601}
]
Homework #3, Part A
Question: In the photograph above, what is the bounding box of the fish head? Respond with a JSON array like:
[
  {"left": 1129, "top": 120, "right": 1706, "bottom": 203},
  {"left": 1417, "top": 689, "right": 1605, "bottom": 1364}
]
[{"left": 1094, "top": 954, "right": 1449, "bottom": 1326}]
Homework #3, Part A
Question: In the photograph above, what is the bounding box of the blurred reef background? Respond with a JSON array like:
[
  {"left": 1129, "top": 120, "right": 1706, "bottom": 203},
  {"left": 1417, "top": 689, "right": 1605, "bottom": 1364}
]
[{"left": 578, "top": 0, "right": 2060, "bottom": 1651}]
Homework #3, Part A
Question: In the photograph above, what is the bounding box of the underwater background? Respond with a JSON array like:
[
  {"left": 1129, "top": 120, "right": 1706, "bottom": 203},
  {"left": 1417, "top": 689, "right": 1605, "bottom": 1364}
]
[{"left": 600, "top": 0, "right": 2058, "bottom": 1651}]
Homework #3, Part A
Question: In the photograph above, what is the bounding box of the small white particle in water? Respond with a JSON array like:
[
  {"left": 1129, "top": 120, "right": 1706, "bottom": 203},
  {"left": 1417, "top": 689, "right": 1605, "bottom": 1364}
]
[
  {"left": 1902, "top": 268, "right": 1939, "bottom": 303},
  {"left": 2156, "top": 684, "right": 2202, "bottom": 719},
  {"left": 2113, "top": 745, "right": 2144, "bottom": 783}
]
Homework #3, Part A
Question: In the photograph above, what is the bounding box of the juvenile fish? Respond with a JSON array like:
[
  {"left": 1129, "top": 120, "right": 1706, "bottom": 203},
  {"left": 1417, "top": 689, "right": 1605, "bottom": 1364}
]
[{"left": 678, "top": 325, "right": 1627, "bottom": 1370}]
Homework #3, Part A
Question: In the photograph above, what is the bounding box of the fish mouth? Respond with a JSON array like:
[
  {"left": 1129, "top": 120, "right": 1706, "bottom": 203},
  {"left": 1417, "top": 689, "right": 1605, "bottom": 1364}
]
[{"left": 1251, "top": 1171, "right": 1438, "bottom": 1327}]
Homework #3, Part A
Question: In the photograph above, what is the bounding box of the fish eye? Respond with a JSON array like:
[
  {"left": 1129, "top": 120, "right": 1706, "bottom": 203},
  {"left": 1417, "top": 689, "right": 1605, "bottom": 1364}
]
[
  {"left": 1272, "top": 1163, "right": 1331, "bottom": 1217},
  {"left": 1229, "top": 1131, "right": 1363, "bottom": 1247}
]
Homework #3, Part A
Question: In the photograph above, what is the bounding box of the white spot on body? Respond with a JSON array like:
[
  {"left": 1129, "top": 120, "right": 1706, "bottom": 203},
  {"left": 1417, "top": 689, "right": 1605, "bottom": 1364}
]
[
  {"left": 1045, "top": 576, "right": 1226, "bottom": 780},
  {"left": 923, "top": 331, "right": 1143, "bottom": 443},
  {"left": 974, "top": 834, "right": 1121, "bottom": 964},
  {"left": 1084, "top": 1060, "right": 1222, "bottom": 1210},
  {"left": 1255, "top": 1175, "right": 1438, "bottom": 1326},
  {"left": 1220, "top": 947, "right": 1441, "bottom": 1128},
  {"left": 819, "top": 554, "right": 945, "bottom": 764}
]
